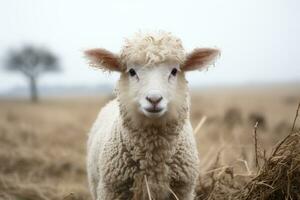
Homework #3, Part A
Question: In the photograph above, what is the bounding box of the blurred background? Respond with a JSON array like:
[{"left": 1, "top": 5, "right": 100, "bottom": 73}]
[
  {"left": 0, "top": 0, "right": 299, "bottom": 199},
  {"left": 1, "top": 0, "right": 299, "bottom": 98}
]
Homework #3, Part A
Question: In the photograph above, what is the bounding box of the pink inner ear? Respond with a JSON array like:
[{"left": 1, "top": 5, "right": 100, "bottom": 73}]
[
  {"left": 183, "top": 48, "right": 219, "bottom": 71},
  {"left": 85, "top": 48, "right": 120, "bottom": 71}
]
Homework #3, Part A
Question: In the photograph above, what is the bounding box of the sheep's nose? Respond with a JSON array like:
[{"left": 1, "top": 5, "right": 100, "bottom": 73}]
[{"left": 146, "top": 94, "right": 163, "bottom": 106}]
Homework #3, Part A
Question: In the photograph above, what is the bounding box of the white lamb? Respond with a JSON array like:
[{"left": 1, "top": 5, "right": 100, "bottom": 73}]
[{"left": 85, "top": 31, "right": 220, "bottom": 200}]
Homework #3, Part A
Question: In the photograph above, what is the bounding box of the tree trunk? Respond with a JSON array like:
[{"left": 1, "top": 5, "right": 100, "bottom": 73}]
[{"left": 29, "top": 76, "right": 38, "bottom": 103}]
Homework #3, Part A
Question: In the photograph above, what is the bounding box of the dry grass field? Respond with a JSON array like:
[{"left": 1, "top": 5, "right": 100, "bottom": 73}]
[{"left": 0, "top": 85, "right": 299, "bottom": 200}]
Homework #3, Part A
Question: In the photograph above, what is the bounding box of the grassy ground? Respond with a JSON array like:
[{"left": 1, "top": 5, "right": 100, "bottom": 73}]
[{"left": 0, "top": 85, "right": 299, "bottom": 200}]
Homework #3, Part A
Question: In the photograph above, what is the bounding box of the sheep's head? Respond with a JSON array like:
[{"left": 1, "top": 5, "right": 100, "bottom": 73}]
[{"left": 85, "top": 31, "right": 220, "bottom": 125}]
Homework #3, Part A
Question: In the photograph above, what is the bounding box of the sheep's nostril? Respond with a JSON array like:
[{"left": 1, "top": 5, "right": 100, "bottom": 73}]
[{"left": 146, "top": 95, "right": 163, "bottom": 105}]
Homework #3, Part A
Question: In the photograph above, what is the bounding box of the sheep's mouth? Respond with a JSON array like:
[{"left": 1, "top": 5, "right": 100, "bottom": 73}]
[
  {"left": 141, "top": 106, "right": 166, "bottom": 118},
  {"left": 145, "top": 107, "right": 163, "bottom": 113}
]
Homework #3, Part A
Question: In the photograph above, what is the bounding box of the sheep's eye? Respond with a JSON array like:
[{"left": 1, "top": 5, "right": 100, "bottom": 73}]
[
  {"left": 171, "top": 68, "right": 178, "bottom": 76},
  {"left": 129, "top": 68, "right": 136, "bottom": 77}
]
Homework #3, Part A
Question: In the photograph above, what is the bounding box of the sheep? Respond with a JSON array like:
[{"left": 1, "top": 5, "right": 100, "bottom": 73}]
[{"left": 85, "top": 31, "right": 220, "bottom": 200}]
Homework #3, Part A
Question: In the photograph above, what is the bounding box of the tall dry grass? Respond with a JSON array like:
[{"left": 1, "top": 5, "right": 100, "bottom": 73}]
[{"left": 195, "top": 103, "right": 300, "bottom": 200}]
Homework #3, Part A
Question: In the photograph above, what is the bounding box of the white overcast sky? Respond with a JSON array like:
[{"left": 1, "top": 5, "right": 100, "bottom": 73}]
[{"left": 0, "top": 0, "right": 299, "bottom": 93}]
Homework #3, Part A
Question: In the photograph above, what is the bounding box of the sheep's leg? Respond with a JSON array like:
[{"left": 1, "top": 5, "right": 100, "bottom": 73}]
[
  {"left": 170, "top": 182, "right": 195, "bottom": 200},
  {"left": 131, "top": 174, "right": 172, "bottom": 200},
  {"left": 96, "top": 183, "right": 133, "bottom": 200}
]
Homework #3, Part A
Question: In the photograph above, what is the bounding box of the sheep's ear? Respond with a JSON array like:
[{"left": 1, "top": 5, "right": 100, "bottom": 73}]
[
  {"left": 84, "top": 48, "right": 121, "bottom": 72},
  {"left": 182, "top": 48, "right": 220, "bottom": 71}
]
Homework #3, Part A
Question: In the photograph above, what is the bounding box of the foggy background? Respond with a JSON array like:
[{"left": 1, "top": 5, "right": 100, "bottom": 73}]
[{"left": 0, "top": 0, "right": 299, "bottom": 97}]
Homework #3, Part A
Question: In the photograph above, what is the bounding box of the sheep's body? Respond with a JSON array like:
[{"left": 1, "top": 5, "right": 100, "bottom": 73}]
[
  {"left": 87, "top": 98, "right": 199, "bottom": 200},
  {"left": 85, "top": 31, "right": 219, "bottom": 200}
]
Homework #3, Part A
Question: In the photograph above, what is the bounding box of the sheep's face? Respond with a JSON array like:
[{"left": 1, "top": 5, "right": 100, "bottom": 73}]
[
  {"left": 115, "top": 62, "right": 190, "bottom": 127},
  {"left": 120, "top": 62, "right": 186, "bottom": 119}
]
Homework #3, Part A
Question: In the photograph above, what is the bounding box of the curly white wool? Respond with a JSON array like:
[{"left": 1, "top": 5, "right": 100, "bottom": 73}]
[{"left": 120, "top": 31, "right": 185, "bottom": 67}]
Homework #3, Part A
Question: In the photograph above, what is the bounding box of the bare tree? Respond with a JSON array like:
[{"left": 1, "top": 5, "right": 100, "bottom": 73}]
[{"left": 5, "top": 46, "right": 60, "bottom": 102}]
